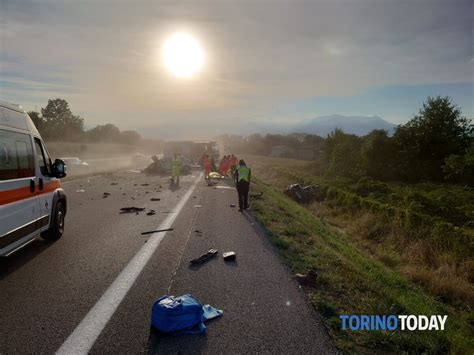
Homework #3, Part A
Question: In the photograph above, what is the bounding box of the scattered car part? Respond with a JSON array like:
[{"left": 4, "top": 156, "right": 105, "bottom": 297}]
[
  {"left": 141, "top": 228, "right": 174, "bottom": 235},
  {"left": 223, "top": 251, "right": 236, "bottom": 261},
  {"left": 190, "top": 249, "right": 218, "bottom": 265},
  {"left": 120, "top": 207, "right": 145, "bottom": 213},
  {"left": 295, "top": 270, "right": 318, "bottom": 286}
]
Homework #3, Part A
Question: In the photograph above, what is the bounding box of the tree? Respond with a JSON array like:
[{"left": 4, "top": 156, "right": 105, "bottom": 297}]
[
  {"left": 119, "top": 130, "right": 142, "bottom": 145},
  {"left": 87, "top": 124, "right": 121, "bottom": 142},
  {"left": 361, "top": 129, "right": 396, "bottom": 180},
  {"left": 41, "top": 98, "right": 84, "bottom": 140},
  {"left": 27, "top": 111, "right": 45, "bottom": 132},
  {"left": 443, "top": 142, "right": 474, "bottom": 185},
  {"left": 325, "top": 129, "right": 363, "bottom": 179},
  {"left": 393, "top": 96, "right": 472, "bottom": 181}
]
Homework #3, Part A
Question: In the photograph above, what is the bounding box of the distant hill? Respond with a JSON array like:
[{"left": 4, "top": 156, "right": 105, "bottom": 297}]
[{"left": 291, "top": 115, "right": 397, "bottom": 136}]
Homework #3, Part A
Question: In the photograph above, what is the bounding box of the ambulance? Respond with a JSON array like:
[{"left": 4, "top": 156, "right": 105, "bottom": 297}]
[{"left": 0, "top": 101, "right": 67, "bottom": 256}]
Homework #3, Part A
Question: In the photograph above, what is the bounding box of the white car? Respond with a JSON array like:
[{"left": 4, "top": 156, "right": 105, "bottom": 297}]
[
  {"left": 60, "top": 157, "right": 89, "bottom": 175},
  {"left": 0, "top": 101, "right": 67, "bottom": 256}
]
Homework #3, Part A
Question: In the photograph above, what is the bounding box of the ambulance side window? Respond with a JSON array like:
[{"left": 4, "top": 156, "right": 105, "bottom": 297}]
[
  {"left": 0, "top": 129, "right": 35, "bottom": 180},
  {"left": 34, "top": 138, "right": 51, "bottom": 176}
]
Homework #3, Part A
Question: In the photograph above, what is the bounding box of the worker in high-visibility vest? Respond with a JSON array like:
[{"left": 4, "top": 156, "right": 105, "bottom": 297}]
[
  {"left": 171, "top": 153, "right": 181, "bottom": 184},
  {"left": 235, "top": 159, "right": 251, "bottom": 212}
]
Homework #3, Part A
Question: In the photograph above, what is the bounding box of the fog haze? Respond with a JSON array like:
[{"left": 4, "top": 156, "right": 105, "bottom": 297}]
[{"left": 1, "top": 0, "right": 472, "bottom": 139}]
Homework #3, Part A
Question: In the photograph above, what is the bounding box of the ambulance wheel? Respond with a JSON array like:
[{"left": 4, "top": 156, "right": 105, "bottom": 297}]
[{"left": 41, "top": 201, "right": 65, "bottom": 241}]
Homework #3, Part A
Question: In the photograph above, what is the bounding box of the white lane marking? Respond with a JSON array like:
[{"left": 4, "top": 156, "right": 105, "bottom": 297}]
[{"left": 57, "top": 173, "right": 203, "bottom": 354}]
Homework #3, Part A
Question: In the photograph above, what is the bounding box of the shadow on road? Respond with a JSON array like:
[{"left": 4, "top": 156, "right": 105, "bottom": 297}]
[
  {"left": 0, "top": 238, "right": 54, "bottom": 279},
  {"left": 147, "top": 316, "right": 225, "bottom": 354},
  {"left": 169, "top": 181, "right": 181, "bottom": 191}
]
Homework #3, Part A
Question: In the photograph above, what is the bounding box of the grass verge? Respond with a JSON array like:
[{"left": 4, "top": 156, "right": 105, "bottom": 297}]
[{"left": 249, "top": 176, "right": 473, "bottom": 354}]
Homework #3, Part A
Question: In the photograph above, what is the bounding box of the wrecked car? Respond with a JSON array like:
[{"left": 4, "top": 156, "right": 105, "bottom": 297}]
[{"left": 284, "top": 184, "right": 317, "bottom": 203}]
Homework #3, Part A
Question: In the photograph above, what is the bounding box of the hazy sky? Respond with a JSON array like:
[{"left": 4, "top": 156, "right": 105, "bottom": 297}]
[{"left": 1, "top": 0, "right": 473, "bottom": 139}]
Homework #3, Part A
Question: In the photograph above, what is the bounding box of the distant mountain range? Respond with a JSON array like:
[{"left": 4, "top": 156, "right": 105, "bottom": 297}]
[{"left": 291, "top": 115, "right": 397, "bottom": 136}]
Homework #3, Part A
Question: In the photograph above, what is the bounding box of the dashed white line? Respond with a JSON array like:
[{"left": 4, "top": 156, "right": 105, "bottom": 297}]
[{"left": 57, "top": 173, "right": 203, "bottom": 354}]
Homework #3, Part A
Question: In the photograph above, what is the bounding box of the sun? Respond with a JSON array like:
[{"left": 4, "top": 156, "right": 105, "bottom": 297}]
[{"left": 162, "top": 32, "right": 205, "bottom": 78}]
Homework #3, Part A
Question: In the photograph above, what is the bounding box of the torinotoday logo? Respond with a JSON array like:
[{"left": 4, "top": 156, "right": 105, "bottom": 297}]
[{"left": 339, "top": 315, "right": 448, "bottom": 331}]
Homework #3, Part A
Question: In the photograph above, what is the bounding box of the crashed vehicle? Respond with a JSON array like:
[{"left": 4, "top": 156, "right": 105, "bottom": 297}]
[
  {"left": 143, "top": 155, "right": 192, "bottom": 175},
  {"left": 284, "top": 184, "right": 317, "bottom": 204},
  {"left": 60, "top": 157, "right": 89, "bottom": 175}
]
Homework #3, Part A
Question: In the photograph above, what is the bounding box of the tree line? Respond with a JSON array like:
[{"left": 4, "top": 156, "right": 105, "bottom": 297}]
[
  {"left": 217, "top": 132, "right": 325, "bottom": 157},
  {"left": 28, "top": 98, "right": 142, "bottom": 145},
  {"left": 221, "top": 96, "right": 473, "bottom": 185},
  {"left": 325, "top": 96, "right": 472, "bottom": 184}
]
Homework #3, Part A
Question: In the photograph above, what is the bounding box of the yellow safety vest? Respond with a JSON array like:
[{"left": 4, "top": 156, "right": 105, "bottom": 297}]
[
  {"left": 237, "top": 166, "right": 250, "bottom": 182},
  {"left": 172, "top": 157, "right": 181, "bottom": 175}
]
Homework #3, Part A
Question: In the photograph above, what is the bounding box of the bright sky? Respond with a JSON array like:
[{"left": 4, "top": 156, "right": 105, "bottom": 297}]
[{"left": 0, "top": 0, "right": 472, "bottom": 139}]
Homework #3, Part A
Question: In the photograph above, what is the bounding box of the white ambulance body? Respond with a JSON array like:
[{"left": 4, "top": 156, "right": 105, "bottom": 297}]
[{"left": 0, "top": 101, "right": 67, "bottom": 256}]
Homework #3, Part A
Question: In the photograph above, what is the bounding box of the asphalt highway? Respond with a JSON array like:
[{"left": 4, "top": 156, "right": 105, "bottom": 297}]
[{"left": 0, "top": 169, "right": 335, "bottom": 354}]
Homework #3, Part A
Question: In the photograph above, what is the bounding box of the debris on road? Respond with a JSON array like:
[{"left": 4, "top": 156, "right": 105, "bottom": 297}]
[
  {"left": 295, "top": 270, "right": 318, "bottom": 286},
  {"left": 194, "top": 229, "right": 203, "bottom": 235},
  {"left": 190, "top": 249, "right": 218, "bottom": 265},
  {"left": 284, "top": 184, "right": 317, "bottom": 204},
  {"left": 194, "top": 205, "right": 202, "bottom": 208},
  {"left": 76, "top": 189, "right": 85, "bottom": 193},
  {"left": 110, "top": 182, "right": 118, "bottom": 185},
  {"left": 151, "top": 294, "right": 223, "bottom": 335},
  {"left": 150, "top": 198, "right": 161, "bottom": 201},
  {"left": 141, "top": 183, "right": 150, "bottom": 186},
  {"left": 103, "top": 192, "right": 111, "bottom": 198},
  {"left": 146, "top": 210, "right": 156, "bottom": 216},
  {"left": 208, "top": 172, "right": 223, "bottom": 180},
  {"left": 229, "top": 204, "right": 236, "bottom": 208},
  {"left": 141, "top": 228, "right": 174, "bottom": 235},
  {"left": 120, "top": 207, "right": 145, "bottom": 214},
  {"left": 143, "top": 155, "right": 162, "bottom": 175},
  {"left": 223, "top": 251, "right": 236, "bottom": 261}
]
